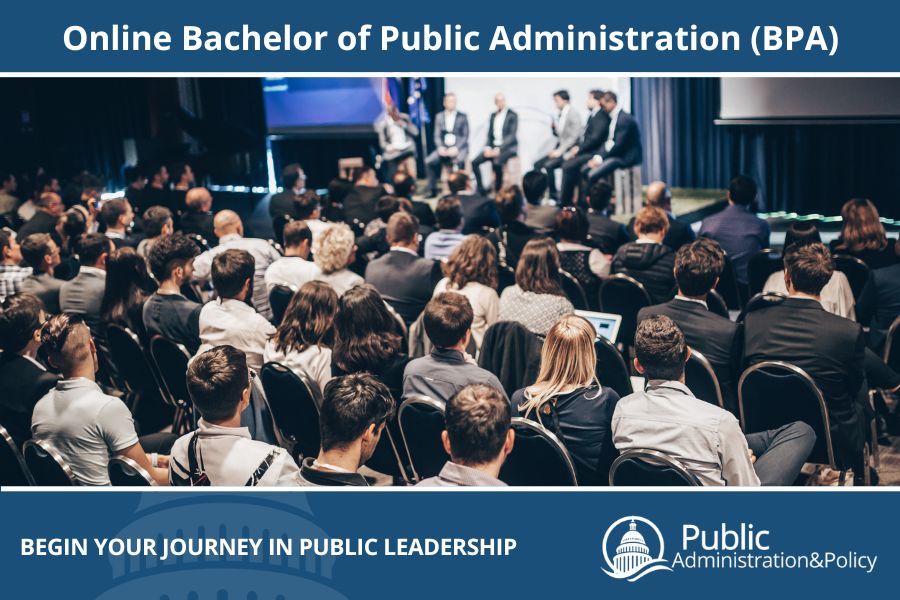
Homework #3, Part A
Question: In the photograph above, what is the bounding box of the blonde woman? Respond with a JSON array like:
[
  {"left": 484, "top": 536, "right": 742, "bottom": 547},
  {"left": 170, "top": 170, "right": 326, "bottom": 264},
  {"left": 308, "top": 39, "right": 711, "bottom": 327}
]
[
  {"left": 511, "top": 315, "right": 620, "bottom": 485},
  {"left": 311, "top": 223, "right": 363, "bottom": 296}
]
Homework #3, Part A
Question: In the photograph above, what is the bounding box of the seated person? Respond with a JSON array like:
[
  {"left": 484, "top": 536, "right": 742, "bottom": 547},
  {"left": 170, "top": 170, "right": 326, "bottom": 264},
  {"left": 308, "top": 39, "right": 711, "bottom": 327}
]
[
  {"left": 99, "top": 198, "right": 137, "bottom": 248},
  {"left": 294, "top": 189, "right": 331, "bottom": 240},
  {"left": 311, "top": 223, "right": 364, "bottom": 296},
  {"left": 144, "top": 233, "right": 203, "bottom": 353},
  {"left": 471, "top": 93, "right": 518, "bottom": 196},
  {"left": 522, "top": 170, "right": 558, "bottom": 235},
  {"left": 511, "top": 315, "right": 620, "bottom": 485},
  {"left": 179, "top": 187, "right": 216, "bottom": 246},
  {"left": 858, "top": 255, "right": 900, "bottom": 353},
  {"left": 31, "top": 314, "right": 172, "bottom": 485},
  {"left": 612, "top": 206, "right": 676, "bottom": 303},
  {"left": 446, "top": 171, "right": 499, "bottom": 235},
  {"left": 263, "top": 220, "right": 314, "bottom": 293},
  {"left": 403, "top": 292, "right": 506, "bottom": 402},
  {"left": 626, "top": 181, "right": 696, "bottom": 251},
  {"left": 19, "top": 232, "right": 63, "bottom": 314},
  {"left": 343, "top": 166, "right": 389, "bottom": 226},
  {"left": 136, "top": 205, "right": 174, "bottom": 258},
  {"left": 0, "top": 228, "right": 31, "bottom": 301},
  {"left": 392, "top": 172, "right": 436, "bottom": 229},
  {"left": 613, "top": 316, "right": 816, "bottom": 486},
  {"left": 555, "top": 206, "right": 611, "bottom": 295},
  {"left": 424, "top": 196, "right": 466, "bottom": 260},
  {"left": 169, "top": 345, "right": 302, "bottom": 486},
  {"left": 298, "top": 373, "right": 395, "bottom": 486},
  {"left": 269, "top": 163, "right": 305, "bottom": 221},
  {"left": 585, "top": 181, "right": 628, "bottom": 255},
  {"left": 0, "top": 293, "right": 58, "bottom": 446},
  {"left": 485, "top": 185, "right": 538, "bottom": 268},
  {"left": 830, "top": 198, "right": 898, "bottom": 270},
  {"left": 356, "top": 195, "right": 402, "bottom": 259},
  {"left": 59, "top": 233, "right": 113, "bottom": 339},
  {"left": 417, "top": 384, "right": 514, "bottom": 487},
  {"left": 197, "top": 249, "right": 275, "bottom": 371}
]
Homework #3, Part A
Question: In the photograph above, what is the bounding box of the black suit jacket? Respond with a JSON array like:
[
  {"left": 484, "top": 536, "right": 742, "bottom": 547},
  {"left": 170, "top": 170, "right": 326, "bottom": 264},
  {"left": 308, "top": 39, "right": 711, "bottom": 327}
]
[
  {"left": 857, "top": 263, "right": 900, "bottom": 352},
  {"left": 343, "top": 184, "right": 389, "bottom": 226},
  {"left": 743, "top": 297, "right": 866, "bottom": 455},
  {"left": 0, "top": 355, "right": 59, "bottom": 446},
  {"left": 627, "top": 212, "right": 696, "bottom": 251},
  {"left": 453, "top": 192, "right": 500, "bottom": 235},
  {"left": 485, "top": 110, "right": 518, "bottom": 153},
  {"left": 365, "top": 250, "right": 442, "bottom": 324},
  {"left": 587, "top": 211, "right": 629, "bottom": 254},
  {"left": 17, "top": 210, "right": 61, "bottom": 242},
  {"left": 602, "top": 110, "right": 643, "bottom": 167},
  {"left": 269, "top": 191, "right": 300, "bottom": 220},
  {"left": 577, "top": 110, "right": 611, "bottom": 156}
]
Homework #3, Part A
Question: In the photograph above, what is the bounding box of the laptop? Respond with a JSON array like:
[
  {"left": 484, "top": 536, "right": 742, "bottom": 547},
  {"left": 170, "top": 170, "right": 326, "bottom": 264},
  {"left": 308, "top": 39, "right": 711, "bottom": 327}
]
[{"left": 574, "top": 310, "right": 622, "bottom": 344}]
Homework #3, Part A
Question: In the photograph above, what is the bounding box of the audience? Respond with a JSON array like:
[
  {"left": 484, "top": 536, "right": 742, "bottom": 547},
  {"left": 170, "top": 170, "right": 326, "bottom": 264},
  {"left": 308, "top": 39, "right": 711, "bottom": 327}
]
[
  {"left": 99, "top": 198, "right": 136, "bottom": 248},
  {"left": 59, "top": 233, "right": 113, "bottom": 337},
  {"left": 446, "top": 171, "right": 499, "bottom": 235},
  {"left": 263, "top": 220, "right": 314, "bottom": 293},
  {"left": 392, "top": 172, "right": 436, "bottom": 228},
  {"left": 0, "top": 172, "right": 18, "bottom": 221},
  {"left": 555, "top": 206, "right": 611, "bottom": 296},
  {"left": 170, "top": 345, "right": 301, "bottom": 486},
  {"left": 522, "top": 170, "right": 558, "bottom": 234},
  {"left": 499, "top": 237, "right": 574, "bottom": 336},
  {"left": 310, "top": 223, "right": 364, "bottom": 295},
  {"left": 613, "top": 316, "right": 815, "bottom": 486},
  {"left": 357, "top": 195, "right": 402, "bottom": 257},
  {"left": 263, "top": 281, "right": 337, "bottom": 393},
  {"left": 323, "top": 177, "right": 352, "bottom": 223},
  {"left": 830, "top": 198, "right": 899, "bottom": 269},
  {"left": 100, "top": 247, "right": 156, "bottom": 344},
  {"left": 19, "top": 232, "right": 63, "bottom": 313},
  {"left": 417, "top": 384, "right": 514, "bottom": 487},
  {"left": 627, "top": 181, "right": 696, "bottom": 251},
  {"left": 180, "top": 187, "right": 216, "bottom": 245},
  {"left": 343, "top": 166, "right": 389, "bottom": 226},
  {"left": 857, "top": 246, "right": 900, "bottom": 353},
  {"left": 144, "top": 233, "right": 203, "bottom": 353},
  {"left": 512, "top": 315, "right": 620, "bottom": 485},
  {"left": 424, "top": 196, "right": 466, "bottom": 260},
  {"left": 0, "top": 229, "right": 30, "bottom": 301},
  {"left": 612, "top": 206, "right": 676, "bottom": 303},
  {"left": 486, "top": 185, "right": 538, "bottom": 267},
  {"left": 17, "top": 192, "right": 64, "bottom": 240},
  {"left": 136, "top": 205, "right": 173, "bottom": 258},
  {"left": 294, "top": 190, "right": 330, "bottom": 240},
  {"left": 269, "top": 163, "right": 306, "bottom": 221},
  {"left": 54, "top": 206, "right": 88, "bottom": 280},
  {"left": 585, "top": 181, "right": 628, "bottom": 255}
]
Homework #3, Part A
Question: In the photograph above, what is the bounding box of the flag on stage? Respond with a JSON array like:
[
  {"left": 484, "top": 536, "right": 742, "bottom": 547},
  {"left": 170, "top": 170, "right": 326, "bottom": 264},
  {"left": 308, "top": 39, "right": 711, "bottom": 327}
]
[
  {"left": 384, "top": 77, "right": 402, "bottom": 108},
  {"left": 407, "top": 77, "right": 430, "bottom": 126}
]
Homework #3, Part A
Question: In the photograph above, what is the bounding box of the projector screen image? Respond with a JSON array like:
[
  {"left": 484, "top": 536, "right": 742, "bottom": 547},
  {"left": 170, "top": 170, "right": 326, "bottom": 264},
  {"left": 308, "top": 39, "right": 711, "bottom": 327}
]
[{"left": 263, "top": 77, "right": 385, "bottom": 134}]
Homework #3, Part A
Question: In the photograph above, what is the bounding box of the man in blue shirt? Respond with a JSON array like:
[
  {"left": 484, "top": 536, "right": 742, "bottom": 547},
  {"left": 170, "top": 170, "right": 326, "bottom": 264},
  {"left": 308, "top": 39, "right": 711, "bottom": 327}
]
[{"left": 424, "top": 196, "right": 466, "bottom": 260}]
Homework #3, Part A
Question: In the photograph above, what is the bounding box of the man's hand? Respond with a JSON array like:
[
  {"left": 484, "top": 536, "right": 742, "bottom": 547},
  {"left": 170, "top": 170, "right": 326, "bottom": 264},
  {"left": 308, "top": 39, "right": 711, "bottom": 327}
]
[
  {"left": 587, "top": 156, "right": 602, "bottom": 168},
  {"left": 549, "top": 149, "right": 562, "bottom": 158},
  {"left": 566, "top": 146, "right": 579, "bottom": 159},
  {"left": 747, "top": 448, "right": 757, "bottom": 464},
  {"left": 446, "top": 147, "right": 459, "bottom": 158}
]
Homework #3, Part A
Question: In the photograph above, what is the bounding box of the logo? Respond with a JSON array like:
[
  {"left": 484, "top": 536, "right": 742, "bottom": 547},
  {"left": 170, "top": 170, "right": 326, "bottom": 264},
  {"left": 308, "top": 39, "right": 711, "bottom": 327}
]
[{"left": 602, "top": 516, "right": 672, "bottom": 582}]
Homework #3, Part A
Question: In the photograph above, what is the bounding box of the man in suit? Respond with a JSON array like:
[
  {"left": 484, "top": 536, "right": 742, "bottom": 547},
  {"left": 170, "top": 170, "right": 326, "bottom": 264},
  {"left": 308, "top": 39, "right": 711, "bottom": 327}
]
[
  {"left": 99, "top": 198, "right": 137, "bottom": 248},
  {"left": 857, "top": 262, "right": 900, "bottom": 353},
  {"left": 471, "top": 93, "right": 518, "bottom": 196},
  {"left": 16, "top": 191, "right": 65, "bottom": 241},
  {"left": 269, "top": 163, "right": 305, "bottom": 221},
  {"left": 637, "top": 238, "right": 739, "bottom": 412},
  {"left": 533, "top": 90, "right": 583, "bottom": 200},
  {"left": 59, "top": 233, "right": 112, "bottom": 336},
  {"left": 425, "top": 93, "right": 470, "bottom": 197},
  {"left": 585, "top": 182, "right": 628, "bottom": 254},
  {"left": 392, "top": 172, "right": 436, "bottom": 229},
  {"left": 19, "top": 233, "right": 63, "bottom": 314},
  {"left": 445, "top": 172, "right": 500, "bottom": 235},
  {"left": 342, "top": 166, "right": 390, "bottom": 227},
  {"left": 559, "top": 90, "right": 610, "bottom": 206},
  {"left": 180, "top": 187, "right": 216, "bottom": 246},
  {"left": 743, "top": 243, "right": 868, "bottom": 479},
  {"left": 627, "top": 181, "right": 696, "bottom": 251},
  {"left": 582, "top": 91, "right": 643, "bottom": 189},
  {"left": 365, "top": 212, "right": 442, "bottom": 324}
]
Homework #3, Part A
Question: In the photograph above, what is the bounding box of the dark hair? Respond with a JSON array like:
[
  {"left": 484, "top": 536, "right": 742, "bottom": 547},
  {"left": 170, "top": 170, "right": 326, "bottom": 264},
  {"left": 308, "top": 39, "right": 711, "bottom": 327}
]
[
  {"left": 0, "top": 229, "right": 13, "bottom": 257},
  {"left": 75, "top": 233, "right": 111, "bottom": 266},
  {"left": 435, "top": 196, "right": 463, "bottom": 230},
  {"left": 589, "top": 89, "right": 604, "bottom": 102},
  {"left": 295, "top": 190, "right": 321, "bottom": 220},
  {"left": 332, "top": 284, "right": 402, "bottom": 373},
  {"left": 522, "top": 171, "right": 548, "bottom": 206},
  {"left": 555, "top": 207, "right": 588, "bottom": 242},
  {"left": 445, "top": 384, "right": 511, "bottom": 466},
  {"left": 100, "top": 247, "right": 156, "bottom": 328},
  {"left": 0, "top": 293, "right": 43, "bottom": 354},
  {"left": 61, "top": 208, "right": 87, "bottom": 253},
  {"left": 351, "top": 165, "right": 374, "bottom": 183},
  {"left": 272, "top": 281, "right": 337, "bottom": 354},
  {"left": 386, "top": 211, "right": 419, "bottom": 245},
  {"left": 211, "top": 249, "right": 255, "bottom": 299},
  {"left": 142, "top": 205, "right": 173, "bottom": 238},
  {"left": 635, "top": 315, "right": 688, "bottom": 381},
  {"left": 601, "top": 91, "right": 618, "bottom": 104},
  {"left": 447, "top": 172, "right": 469, "bottom": 194},
  {"left": 729, "top": 175, "right": 758, "bottom": 207},
  {"left": 496, "top": 185, "right": 525, "bottom": 225},
  {"left": 281, "top": 163, "right": 304, "bottom": 190},
  {"left": 148, "top": 233, "right": 200, "bottom": 281},
  {"left": 187, "top": 345, "right": 250, "bottom": 422},
  {"left": 587, "top": 181, "right": 613, "bottom": 212},
  {"left": 124, "top": 166, "right": 144, "bottom": 185},
  {"left": 424, "top": 292, "right": 473, "bottom": 348},
  {"left": 674, "top": 238, "right": 725, "bottom": 297},
  {"left": 326, "top": 178, "right": 353, "bottom": 205},
  {"left": 282, "top": 220, "right": 312, "bottom": 249},
  {"left": 100, "top": 198, "right": 131, "bottom": 228},
  {"left": 782, "top": 222, "right": 822, "bottom": 255},
  {"left": 446, "top": 235, "right": 498, "bottom": 290},
  {"left": 319, "top": 373, "right": 395, "bottom": 452},
  {"left": 375, "top": 195, "right": 402, "bottom": 223},
  {"left": 20, "top": 233, "right": 54, "bottom": 271},
  {"left": 553, "top": 89, "right": 570, "bottom": 102},
  {"left": 784, "top": 242, "right": 833, "bottom": 296},
  {"left": 392, "top": 172, "right": 416, "bottom": 199},
  {"left": 515, "top": 237, "right": 564, "bottom": 296}
]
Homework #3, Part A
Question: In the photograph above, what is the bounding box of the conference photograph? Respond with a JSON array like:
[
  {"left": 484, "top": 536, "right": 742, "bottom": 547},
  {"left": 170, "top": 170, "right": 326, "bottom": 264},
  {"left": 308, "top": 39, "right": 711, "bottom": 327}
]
[{"left": 2, "top": 75, "right": 900, "bottom": 489}]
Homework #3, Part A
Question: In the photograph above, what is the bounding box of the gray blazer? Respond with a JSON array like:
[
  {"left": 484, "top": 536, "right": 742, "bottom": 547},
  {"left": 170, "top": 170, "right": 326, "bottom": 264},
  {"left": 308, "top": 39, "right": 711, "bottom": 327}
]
[
  {"left": 433, "top": 110, "right": 470, "bottom": 162},
  {"left": 20, "top": 272, "right": 64, "bottom": 314},
  {"left": 375, "top": 114, "right": 419, "bottom": 161},
  {"left": 555, "top": 105, "right": 583, "bottom": 154},
  {"left": 59, "top": 267, "right": 106, "bottom": 324}
]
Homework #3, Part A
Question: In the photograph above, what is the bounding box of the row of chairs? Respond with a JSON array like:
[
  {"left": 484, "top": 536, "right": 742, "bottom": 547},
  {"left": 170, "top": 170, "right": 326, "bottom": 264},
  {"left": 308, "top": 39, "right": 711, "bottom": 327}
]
[{"left": 747, "top": 248, "right": 872, "bottom": 300}]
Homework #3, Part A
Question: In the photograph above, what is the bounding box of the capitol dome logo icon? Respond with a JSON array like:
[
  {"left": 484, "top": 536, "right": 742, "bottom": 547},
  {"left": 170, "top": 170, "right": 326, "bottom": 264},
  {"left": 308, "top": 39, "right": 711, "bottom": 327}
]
[{"left": 602, "top": 516, "right": 672, "bottom": 582}]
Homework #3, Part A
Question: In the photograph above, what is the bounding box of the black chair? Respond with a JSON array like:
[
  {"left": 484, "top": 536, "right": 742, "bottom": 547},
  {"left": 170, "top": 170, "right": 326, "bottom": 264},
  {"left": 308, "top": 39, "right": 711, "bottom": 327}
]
[
  {"left": 106, "top": 325, "right": 173, "bottom": 434},
  {"left": 747, "top": 249, "right": 783, "bottom": 296},
  {"left": 0, "top": 424, "right": 33, "bottom": 486},
  {"left": 268, "top": 239, "right": 285, "bottom": 256},
  {"left": 398, "top": 395, "right": 447, "bottom": 482},
  {"left": 599, "top": 274, "right": 652, "bottom": 349},
  {"left": 478, "top": 321, "right": 543, "bottom": 397},
  {"left": 883, "top": 315, "right": 900, "bottom": 373},
  {"left": 497, "top": 262, "right": 516, "bottom": 293},
  {"left": 22, "top": 439, "right": 77, "bottom": 486},
  {"left": 609, "top": 448, "right": 701, "bottom": 486},
  {"left": 272, "top": 214, "right": 293, "bottom": 245},
  {"left": 259, "top": 362, "right": 321, "bottom": 461},
  {"left": 180, "top": 280, "right": 206, "bottom": 304},
  {"left": 685, "top": 349, "right": 725, "bottom": 409},
  {"left": 833, "top": 254, "right": 871, "bottom": 300},
  {"left": 108, "top": 456, "right": 157, "bottom": 486},
  {"left": 706, "top": 289, "right": 730, "bottom": 319},
  {"left": 559, "top": 269, "right": 589, "bottom": 310},
  {"left": 269, "top": 284, "right": 295, "bottom": 326},
  {"left": 594, "top": 336, "right": 633, "bottom": 398},
  {"left": 737, "top": 292, "right": 786, "bottom": 323},
  {"left": 149, "top": 335, "right": 194, "bottom": 433},
  {"left": 186, "top": 233, "right": 211, "bottom": 252},
  {"left": 716, "top": 254, "right": 744, "bottom": 310},
  {"left": 499, "top": 418, "right": 578, "bottom": 486}
]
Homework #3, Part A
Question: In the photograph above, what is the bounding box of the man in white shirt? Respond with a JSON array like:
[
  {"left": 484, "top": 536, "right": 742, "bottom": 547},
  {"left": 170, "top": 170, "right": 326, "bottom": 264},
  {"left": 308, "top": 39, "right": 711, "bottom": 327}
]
[
  {"left": 425, "top": 93, "right": 470, "bottom": 197},
  {"left": 471, "top": 93, "right": 519, "bottom": 196},
  {"left": 533, "top": 90, "right": 583, "bottom": 200},
  {"left": 197, "top": 249, "right": 275, "bottom": 371},
  {"left": 264, "top": 220, "right": 315, "bottom": 293},
  {"left": 192, "top": 209, "right": 282, "bottom": 320},
  {"left": 612, "top": 315, "right": 815, "bottom": 486},
  {"left": 170, "top": 345, "right": 301, "bottom": 486}
]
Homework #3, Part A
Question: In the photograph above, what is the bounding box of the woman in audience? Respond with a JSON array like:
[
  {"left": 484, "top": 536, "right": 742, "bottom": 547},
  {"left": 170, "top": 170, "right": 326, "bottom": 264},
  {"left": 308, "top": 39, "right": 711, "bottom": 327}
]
[
  {"left": 263, "top": 281, "right": 337, "bottom": 393},
  {"left": 831, "top": 198, "right": 898, "bottom": 269},
  {"left": 555, "top": 206, "right": 611, "bottom": 297},
  {"left": 100, "top": 246, "right": 157, "bottom": 344},
  {"left": 612, "top": 206, "right": 677, "bottom": 303},
  {"left": 486, "top": 185, "right": 538, "bottom": 268},
  {"left": 763, "top": 222, "right": 856, "bottom": 319},
  {"left": 53, "top": 206, "right": 87, "bottom": 280},
  {"left": 498, "top": 237, "right": 574, "bottom": 336},
  {"left": 332, "top": 283, "right": 409, "bottom": 399},
  {"left": 433, "top": 235, "right": 499, "bottom": 349},
  {"left": 311, "top": 223, "right": 364, "bottom": 295},
  {"left": 511, "top": 315, "right": 620, "bottom": 485}
]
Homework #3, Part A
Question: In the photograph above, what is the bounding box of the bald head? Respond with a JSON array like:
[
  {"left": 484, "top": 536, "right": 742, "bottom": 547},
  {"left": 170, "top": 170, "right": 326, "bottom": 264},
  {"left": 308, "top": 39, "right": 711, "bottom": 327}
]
[
  {"left": 494, "top": 93, "right": 507, "bottom": 111},
  {"left": 213, "top": 210, "right": 243, "bottom": 238},
  {"left": 186, "top": 187, "right": 213, "bottom": 212},
  {"left": 645, "top": 181, "right": 671, "bottom": 210},
  {"left": 37, "top": 192, "right": 64, "bottom": 217}
]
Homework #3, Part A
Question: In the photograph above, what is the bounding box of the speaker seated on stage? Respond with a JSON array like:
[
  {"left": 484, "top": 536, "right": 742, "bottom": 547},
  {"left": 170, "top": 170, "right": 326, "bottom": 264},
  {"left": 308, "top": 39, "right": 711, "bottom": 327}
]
[
  {"left": 472, "top": 93, "right": 519, "bottom": 196},
  {"left": 533, "top": 89, "right": 583, "bottom": 201},
  {"left": 580, "top": 91, "right": 643, "bottom": 191},
  {"left": 559, "top": 90, "right": 610, "bottom": 206},
  {"left": 425, "top": 92, "right": 470, "bottom": 197},
  {"left": 626, "top": 181, "right": 696, "bottom": 251},
  {"left": 375, "top": 105, "right": 419, "bottom": 183},
  {"left": 343, "top": 166, "right": 390, "bottom": 226}
]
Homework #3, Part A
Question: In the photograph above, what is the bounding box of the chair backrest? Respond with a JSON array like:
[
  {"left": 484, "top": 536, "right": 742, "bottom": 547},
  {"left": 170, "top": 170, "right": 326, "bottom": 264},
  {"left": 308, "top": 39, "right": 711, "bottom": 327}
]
[
  {"left": 268, "top": 238, "right": 285, "bottom": 256},
  {"left": 685, "top": 349, "right": 725, "bottom": 409},
  {"left": 149, "top": 335, "right": 192, "bottom": 409},
  {"left": 884, "top": 315, "right": 900, "bottom": 373},
  {"left": 609, "top": 448, "right": 701, "bottom": 486},
  {"left": 747, "top": 249, "right": 783, "bottom": 296},
  {"left": 594, "top": 336, "right": 633, "bottom": 398},
  {"left": 499, "top": 418, "right": 578, "bottom": 486},
  {"left": 497, "top": 262, "right": 516, "bottom": 293},
  {"left": 706, "top": 289, "right": 730, "bottom": 319},
  {"left": 269, "top": 285, "right": 294, "bottom": 326},
  {"left": 259, "top": 362, "right": 321, "bottom": 460},
  {"left": 832, "top": 254, "right": 871, "bottom": 300},
  {"left": 108, "top": 456, "right": 157, "bottom": 486},
  {"left": 186, "top": 233, "right": 211, "bottom": 252},
  {"left": 716, "top": 253, "right": 743, "bottom": 310},
  {"left": 106, "top": 325, "right": 161, "bottom": 399},
  {"left": 737, "top": 292, "right": 787, "bottom": 323},
  {"left": 738, "top": 361, "right": 836, "bottom": 468},
  {"left": 599, "top": 274, "right": 652, "bottom": 347},
  {"left": 23, "top": 439, "right": 78, "bottom": 486},
  {"left": 272, "top": 214, "right": 293, "bottom": 246},
  {"left": 0, "top": 424, "right": 33, "bottom": 486},
  {"left": 478, "top": 321, "right": 543, "bottom": 396},
  {"left": 398, "top": 395, "right": 447, "bottom": 482},
  {"left": 559, "top": 269, "right": 589, "bottom": 310}
]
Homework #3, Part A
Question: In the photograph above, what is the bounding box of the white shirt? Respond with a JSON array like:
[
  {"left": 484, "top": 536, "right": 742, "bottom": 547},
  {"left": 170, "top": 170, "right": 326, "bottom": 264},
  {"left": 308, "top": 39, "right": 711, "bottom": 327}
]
[
  {"left": 304, "top": 218, "right": 331, "bottom": 241},
  {"left": 264, "top": 256, "right": 319, "bottom": 293},
  {"left": 555, "top": 104, "right": 570, "bottom": 138},
  {"left": 492, "top": 108, "right": 508, "bottom": 147},
  {"left": 444, "top": 110, "right": 457, "bottom": 133},
  {"left": 674, "top": 294, "right": 709, "bottom": 310},
  {"left": 197, "top": 298, "right": 275, "bottom": 371},
  {"left": 604, "top": 106, "right": 622, "bottom": 152},
  {"left": 434, "top": 278, "right": 500, "bottom": 349},
  {"left": 763, "top": 270, "right": 855, "bottom": 321},
  {"left": 263, "top": 341, "right": 333, "bottom": 394}
]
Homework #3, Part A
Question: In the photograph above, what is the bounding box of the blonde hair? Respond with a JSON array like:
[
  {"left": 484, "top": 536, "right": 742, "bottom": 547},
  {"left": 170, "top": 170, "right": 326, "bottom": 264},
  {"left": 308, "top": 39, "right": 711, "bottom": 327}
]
[
  {"left": 518, "top": 315, "right": 600, "bottom": 418},
  {"left": 634, "top": 206, "right": 669, "bottom": 237},
  {"left": 313, "top": 223, "right": 355, "bottom": 274}
]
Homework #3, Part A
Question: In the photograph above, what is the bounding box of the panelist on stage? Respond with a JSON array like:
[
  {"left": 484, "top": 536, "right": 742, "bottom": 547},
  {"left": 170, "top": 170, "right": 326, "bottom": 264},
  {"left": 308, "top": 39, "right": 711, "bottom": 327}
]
[
  {"left": 559, "top": 90, "right": 610, "bottom": 206},
  {"left": 471, "top": 93, "right": 518, "bottom": 196},
  {"left": 533, "top": 90, "right": 583, "bottom": 201},
  {"left": 581, "top": 91, "right": 643, "bottom": 194},
  {"left": 425, "top": 93, "right": 469, "bottom": 197}
]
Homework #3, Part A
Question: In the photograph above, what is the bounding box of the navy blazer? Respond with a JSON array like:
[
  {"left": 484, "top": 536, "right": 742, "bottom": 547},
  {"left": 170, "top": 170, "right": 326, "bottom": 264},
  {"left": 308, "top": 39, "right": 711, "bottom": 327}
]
[
  {"left": 485, "top": 109, "right": 518, "bottom": 153},
  {"left": 601, "top": 110, "right": 643, "bottom": 167}
]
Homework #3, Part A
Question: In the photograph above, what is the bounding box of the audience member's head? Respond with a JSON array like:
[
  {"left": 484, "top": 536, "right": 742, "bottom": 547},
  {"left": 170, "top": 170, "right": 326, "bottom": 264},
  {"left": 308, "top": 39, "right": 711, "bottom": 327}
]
[
  {"left": 148, "top": 233, "right": 200, "bottom": 284},
  {"left": 211, "top": 248, "right": 255, "bottom": 301},
  {"left": 784, "top": 242, "right": 833, "bottom": 297},
  {"left": 522, "top": 170, "right": 548, "bottom": 206},
  {"left": 20, "top": 233, "right": 60, "bottom": 274},
  {"left": 446, "top": 234, "right": 498, "bottom": 291},
  {"left": 282, "top": 220, "right": 312, "bottom": 258},
  {"left": 837, "top": 198, "right": 888, "bottom": 253},
  {"left": 633, "top": 206, "right": 669, "bottom": 241},
  {"left": 36, "top": 173, "right": 60, "bottom": 195},
  {"left": 101, "top": 247, "right": 156, "bottom": 323},
  {"left": 0, "top": 229, "right": 22, "bottom": 265},
  {"left": 171, "top": 162, "right": 195, "bottom": 189},
  {"left": 318, "top": 373, "right": 395, "bottom": 467},
  {"left": 447, "top": 172, "right": 470, "bottom": 195},
  {"left": 100, "top": 198, "right": 134, "bottom": 232},
  {"left": 326, "top": 177, "right": 353, "bottom": 206},
  {"left": 295, "top": 190, "right": 321, "bottom": 221},
  {"left": 496, "top": 185, "right": 526, "bottom": 225},
  {"left": 40, "top": 313, "right": 97, "bottom": 377},
  {"left": 124, "top": 166, "right": 145, "bottom": 190},
  {"left": 332, "top": 284, "right": 402, "bottom": 373},
  {"left": 75, "top": 233, "right": 113, "bottom": 269},
  {"left": 0, "top": 293, "right": 44, "bottom": 355},
  {"left": 728, "top": 175, "right": 758, "bottom": 207},
  {"left": 142, "top": 206, "right": 174, "bottom": 240},
  {"left": 782, "top": 222, "right": 822, "bottom": 254},
  {"left": 386, "top": 211, "right": 419, "bottom": 249},
  {"left": 515, "top": 237, "right": 563, "bottom": 296},
  {"left": 634, "top": 315, "right": 689, "bottom": 382},
  {"left": 435, "top": 196, "right": 464, "bottom": 231},
  {"left": 645, "top": 181, "right": 672, "bottom": 210},
  {"left": 187, "top": 345, "right": 251, "bottom": 423},
  {"left": 2, "top": 172, "right": 16, "bottom": 193},
  {"left": 59, "top": 207, "right": 87, "bottom": 251},
  {"left": 552, "top": 89, "right": 570, "bottom": 108},
  {"left": 281, "top": 163, "right": 306, "bottom": 192},
  {"left": 674, "top": 237, "right": 725, "bottom": 298},
  {"left": 36, "top": 192, "right": 64, "bottom": 217},
  {"left": 212, "top": 209, "right": 243, "bottom": 239},
  {"left": 185, "top": 187, "right": 213, "bottom": 213},
  {"left": 312, "top": 223, "right": 356, "bottom": 275},
  {"left": 271, "top": 281, "right": 337, "bottom": 354},
  {"left": 600, "top": 90, "right": 619, "bottom": 112},
  {"left": 443, "top": 384, "right": 514, "bottom": 470},
  {"left": 587, "top": 181, "right": 614, "bottom": 213},
  {"left": 392, "top": 172, "right": 416, "bottom": 199},
  {"left": 424, "top": 292, "right": 473, "bottom": 350},
  {"left": 555, "top": 206, "right": 589, "bottom": 243},
  {"left": 375, "top": 195, "right": 402, "bottom": 223},
  {"left": 150, "top": 163, "right": 169, "bottom": 188}
]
